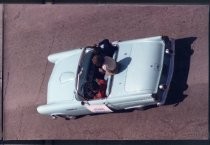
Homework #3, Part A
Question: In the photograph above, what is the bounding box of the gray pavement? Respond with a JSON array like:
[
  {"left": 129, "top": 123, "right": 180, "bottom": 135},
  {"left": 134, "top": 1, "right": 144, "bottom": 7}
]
[
  {"left": 2, "top": 5, "right": 209, "bottom": 140},
  {"left": 0, "top": 4, "right": 3, "bottom": 140}
]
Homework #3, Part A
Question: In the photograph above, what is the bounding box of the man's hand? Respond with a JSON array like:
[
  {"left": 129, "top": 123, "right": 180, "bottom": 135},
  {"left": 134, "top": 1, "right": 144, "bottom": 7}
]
[{"left": 98, "top": 68, "right": 105, "bottom": 74}]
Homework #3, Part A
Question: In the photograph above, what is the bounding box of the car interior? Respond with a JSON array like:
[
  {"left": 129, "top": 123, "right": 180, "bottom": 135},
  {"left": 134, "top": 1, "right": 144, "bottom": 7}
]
[{"left": 76, "top": 45, "right": 118, "bottom": 101}]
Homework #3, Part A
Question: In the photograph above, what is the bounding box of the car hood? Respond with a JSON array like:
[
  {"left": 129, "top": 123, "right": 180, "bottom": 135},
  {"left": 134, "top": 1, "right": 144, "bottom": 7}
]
[
  {"left": 110, "top": 36, "right": 165, "bottom": 98},
  {"left": 47, "top": 49, "right": 82, "bottom": 104}
]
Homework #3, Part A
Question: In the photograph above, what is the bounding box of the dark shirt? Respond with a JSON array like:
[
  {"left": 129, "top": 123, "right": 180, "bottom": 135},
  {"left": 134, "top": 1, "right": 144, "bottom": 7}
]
[{"left": 99, "top": 39, "right": 117, "bottom": 57}]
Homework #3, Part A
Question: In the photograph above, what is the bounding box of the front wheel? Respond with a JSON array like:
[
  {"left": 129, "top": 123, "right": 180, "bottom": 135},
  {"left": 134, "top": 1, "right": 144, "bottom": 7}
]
[{"left": 136, "top": 106, "right": 146, "bottom": 111}]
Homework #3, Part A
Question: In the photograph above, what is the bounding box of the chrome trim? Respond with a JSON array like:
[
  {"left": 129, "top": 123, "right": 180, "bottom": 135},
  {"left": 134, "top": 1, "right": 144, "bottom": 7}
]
[{"left": 157, "top": 38, "right": 175, "bottom": 106}]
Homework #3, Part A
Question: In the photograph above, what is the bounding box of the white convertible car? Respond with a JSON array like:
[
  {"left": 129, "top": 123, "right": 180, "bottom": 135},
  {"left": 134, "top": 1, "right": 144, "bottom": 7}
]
[{"left": 37, "top": 36, "right": 175, "bottom": 120}]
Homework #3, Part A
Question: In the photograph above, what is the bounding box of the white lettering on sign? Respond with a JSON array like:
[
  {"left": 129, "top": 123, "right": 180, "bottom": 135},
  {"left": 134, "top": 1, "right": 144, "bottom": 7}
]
[{"left": 85, "top": 104, "right": 113, "bottom": 113}]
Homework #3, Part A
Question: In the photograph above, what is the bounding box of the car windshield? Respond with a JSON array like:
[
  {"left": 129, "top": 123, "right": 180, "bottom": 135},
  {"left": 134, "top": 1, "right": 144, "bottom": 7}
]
[{"left": 75, "top": 47, "right": 96, "bottom": 101}]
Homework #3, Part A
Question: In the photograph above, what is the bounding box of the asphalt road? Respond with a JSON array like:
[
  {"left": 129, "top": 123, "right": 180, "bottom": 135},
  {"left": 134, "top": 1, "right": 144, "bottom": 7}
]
[
  {"left": 3, "top": 5, "right": 209, "bottom": 140},
  {"left": 0, "top": 4, "right": 3, "bottom": 139}
]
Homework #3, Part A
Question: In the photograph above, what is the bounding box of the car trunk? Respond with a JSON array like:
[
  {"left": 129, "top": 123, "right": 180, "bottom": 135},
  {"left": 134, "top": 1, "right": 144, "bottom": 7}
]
[
  {"left": 108, "top": 38, "right": 165, "bottom": 99},
  {"left": 125, "top": 41, "right": 165, "bottom": 93}
]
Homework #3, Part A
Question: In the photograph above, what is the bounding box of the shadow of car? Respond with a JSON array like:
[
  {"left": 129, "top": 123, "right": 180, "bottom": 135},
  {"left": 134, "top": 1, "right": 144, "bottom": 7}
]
[{"left": 165, "top": 37, "right": 196, "bottom": 106}]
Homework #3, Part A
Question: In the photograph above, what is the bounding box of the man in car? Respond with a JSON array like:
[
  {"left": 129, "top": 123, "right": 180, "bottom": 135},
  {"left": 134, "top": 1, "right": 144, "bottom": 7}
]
[
  {"left": 92, "top": 54, "right": 118, "bottom": 76},
  {"left": 83, "top": 79, "right": 107, "bottom": 100},
  {"left": 91, "top": 39, "right": 118, "bottom": 57}
]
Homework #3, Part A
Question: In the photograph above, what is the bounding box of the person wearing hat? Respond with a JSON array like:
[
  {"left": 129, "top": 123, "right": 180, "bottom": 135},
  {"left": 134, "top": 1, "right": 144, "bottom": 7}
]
[{"left": 92, "top": 54, "right": 118, "bottom": 76}]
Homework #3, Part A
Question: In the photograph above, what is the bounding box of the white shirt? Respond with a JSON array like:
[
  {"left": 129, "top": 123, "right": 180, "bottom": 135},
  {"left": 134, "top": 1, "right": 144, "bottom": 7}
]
[{"left": 102, "top": 56, "right": 117, "bottom": 72}]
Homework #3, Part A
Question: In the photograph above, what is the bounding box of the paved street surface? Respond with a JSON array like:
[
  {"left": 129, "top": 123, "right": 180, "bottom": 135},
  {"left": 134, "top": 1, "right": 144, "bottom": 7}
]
[
  {"left": 3, "top": 5, "right": 209, "bottom": 140},
  {"left": 0, "top": 4, "right": 3, "bottom": 140}
]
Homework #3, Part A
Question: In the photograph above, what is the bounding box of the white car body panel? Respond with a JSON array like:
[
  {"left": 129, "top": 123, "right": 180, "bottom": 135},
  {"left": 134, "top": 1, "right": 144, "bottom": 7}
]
[
  {"left": 37, "top": 36, "right": 175, "bottom": 118},
  {"left": 47, "top": 49, "right": 82, "bottom": 104},
  {"left": 109, "top": 36, "right": 165, "bottom": 99}
]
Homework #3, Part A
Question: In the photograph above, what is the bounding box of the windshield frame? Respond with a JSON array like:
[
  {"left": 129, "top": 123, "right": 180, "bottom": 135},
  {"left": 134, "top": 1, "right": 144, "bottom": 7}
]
[{"left": 75, "top": 47, "right": 95, "bottom": 101}]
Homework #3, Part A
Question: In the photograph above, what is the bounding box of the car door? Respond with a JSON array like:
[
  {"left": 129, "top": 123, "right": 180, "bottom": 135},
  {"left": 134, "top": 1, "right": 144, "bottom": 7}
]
[{"left": 106, "top": 94, "right": 156, "bottom": 110}]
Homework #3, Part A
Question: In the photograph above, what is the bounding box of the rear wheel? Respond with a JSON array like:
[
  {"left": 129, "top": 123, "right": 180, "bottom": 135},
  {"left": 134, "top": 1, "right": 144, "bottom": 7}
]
[
  {"left": 136, "top": 104, "right": 158, "bottom": 111},
  {"left": 65, "top": 115, "right": 76, "bottom": 120}
]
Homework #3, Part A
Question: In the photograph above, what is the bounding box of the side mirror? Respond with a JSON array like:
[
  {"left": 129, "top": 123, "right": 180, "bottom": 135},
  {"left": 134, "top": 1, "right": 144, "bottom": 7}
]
[
  {"left": 81, "top": 101, "right": 89, "bottom": 106},
  {"left": 81, "top": 101, "right": 85, "bottom": 105}
]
